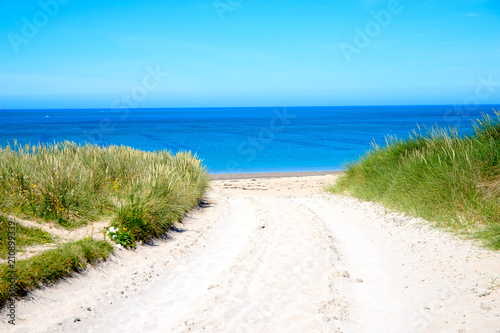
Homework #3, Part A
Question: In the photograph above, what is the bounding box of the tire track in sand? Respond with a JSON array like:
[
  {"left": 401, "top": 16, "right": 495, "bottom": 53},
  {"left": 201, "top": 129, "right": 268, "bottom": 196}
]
[
  {"left": 173, "top": 196, "right": 349, "bottom": 333},
  {"left": 83, "top": 196, "right": 259, "bottom": 332}
]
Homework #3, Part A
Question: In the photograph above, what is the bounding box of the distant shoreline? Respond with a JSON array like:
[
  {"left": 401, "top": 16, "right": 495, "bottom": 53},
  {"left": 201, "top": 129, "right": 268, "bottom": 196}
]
[{"left": 209, "top": 170, "right": 344, "bottom": 180}]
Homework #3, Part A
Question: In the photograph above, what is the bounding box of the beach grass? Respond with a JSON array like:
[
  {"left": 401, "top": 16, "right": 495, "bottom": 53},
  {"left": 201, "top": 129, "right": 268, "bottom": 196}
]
[
  {"left": 0, "top": 142, "right": 210, "bottom": 306},
  {"left": 0, "top": 216, "right": 54, "bottom": 259},
  {"left": 329, "top": 112, "right": 500, "bottom": 249},
  {"left": 0, "top": 238, "right": 113, "bottom": 307},
  {"left": 0, "top": 142, "right": 210, "bottom": 233},
  {"left": 0, "top": 142, "right": 209, "bottom": 229}
]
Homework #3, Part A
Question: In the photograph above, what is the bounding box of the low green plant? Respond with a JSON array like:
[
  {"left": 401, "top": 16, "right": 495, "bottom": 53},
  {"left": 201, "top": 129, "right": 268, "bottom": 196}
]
[
  {"left": 0, "top": 238, "right": 113, "bottom": 307},
  {"left": 488, "top": 275, "right": 500, "bottom": 290},
  {"left": 105, "top": 226, "right": 136, "bottom": 249}
]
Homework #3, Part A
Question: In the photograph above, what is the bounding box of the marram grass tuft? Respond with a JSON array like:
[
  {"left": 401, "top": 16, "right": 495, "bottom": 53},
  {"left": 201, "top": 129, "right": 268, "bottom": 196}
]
[{"left": 329, "top": 112, "right": 500, "bottom": 249}]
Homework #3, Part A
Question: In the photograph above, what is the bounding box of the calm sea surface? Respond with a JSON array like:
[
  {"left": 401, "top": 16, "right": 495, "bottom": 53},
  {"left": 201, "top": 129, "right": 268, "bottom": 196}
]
[{"left": 0, "top": 105, "right": 498, "bottom": 173}]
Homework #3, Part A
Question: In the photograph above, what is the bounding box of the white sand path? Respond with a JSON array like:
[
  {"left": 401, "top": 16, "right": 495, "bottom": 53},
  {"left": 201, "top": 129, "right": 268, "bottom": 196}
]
[{"left": 2, "top": 175, "right": 499, "bottom": 332}]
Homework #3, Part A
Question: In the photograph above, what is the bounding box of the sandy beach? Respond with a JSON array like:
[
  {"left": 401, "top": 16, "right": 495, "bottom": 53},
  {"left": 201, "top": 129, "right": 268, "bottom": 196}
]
[{"left": 2, "top": 173, "right": 500, "bottom": 332}]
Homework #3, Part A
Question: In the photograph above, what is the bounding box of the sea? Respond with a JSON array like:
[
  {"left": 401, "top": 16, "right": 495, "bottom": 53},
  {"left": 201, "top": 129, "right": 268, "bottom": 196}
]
[{"left": 0, "top": 105, "right": 498, "bottom": 174}]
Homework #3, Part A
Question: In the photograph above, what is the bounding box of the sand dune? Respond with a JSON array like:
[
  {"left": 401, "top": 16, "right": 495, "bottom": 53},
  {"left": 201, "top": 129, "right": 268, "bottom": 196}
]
[{"left": 2, "top": 174, "right": 500, "bottom": 332}]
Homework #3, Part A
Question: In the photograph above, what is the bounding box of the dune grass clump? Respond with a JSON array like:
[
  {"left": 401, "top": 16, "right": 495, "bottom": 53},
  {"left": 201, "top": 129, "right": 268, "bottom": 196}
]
[
  {"left": 0, "top": 142, "right": 210, "bottom": 242},
  {"left": 113, "top": 151, "right": 210, "bottom": 243},
  {"left": 329, "top": 112, "right": 500, "bottom": 249},
  {"left": 0, "top": 238, "right": 113, "bottom": 307}
]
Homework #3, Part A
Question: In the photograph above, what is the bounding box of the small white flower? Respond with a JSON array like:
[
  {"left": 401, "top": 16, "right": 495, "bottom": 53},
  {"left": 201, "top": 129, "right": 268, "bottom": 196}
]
[
  {"left": 109, "top": 226, "right": 117, "bottom": 233},
  {"left": 116, "top": 244, "right": 125, "bottom": 251}
]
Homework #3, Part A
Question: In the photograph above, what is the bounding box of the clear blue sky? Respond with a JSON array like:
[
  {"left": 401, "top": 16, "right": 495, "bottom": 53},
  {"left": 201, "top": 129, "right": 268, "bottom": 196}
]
[{"left": 1, "top": 0, "right": 499, "bottom": 109}]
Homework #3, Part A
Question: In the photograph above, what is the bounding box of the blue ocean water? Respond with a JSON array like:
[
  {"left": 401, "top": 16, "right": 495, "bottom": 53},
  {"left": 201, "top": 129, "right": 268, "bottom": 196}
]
[{"left": 0, "top": 105, "right": 498, "bottom": 173}]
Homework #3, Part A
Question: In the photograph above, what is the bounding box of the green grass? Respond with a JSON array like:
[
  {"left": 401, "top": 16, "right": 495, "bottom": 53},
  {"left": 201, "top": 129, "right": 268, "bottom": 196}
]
[
  {"left": 0, "top": 142, "right": 210, "bottom": 237},
  {"left": 0, "top": 238, "right": 113, "bottom": 307},
  {"left": 0, "top": 142, "right": 210, "bottom": 307},
  {"left": 112, "top": 150, "right": 210, "bottom": 243},
  {"left": 329, "top": 112, "right": 500, "bottom": 250},
  {"left": 0, "top": 215, "right": 53, "bottom": 259}
]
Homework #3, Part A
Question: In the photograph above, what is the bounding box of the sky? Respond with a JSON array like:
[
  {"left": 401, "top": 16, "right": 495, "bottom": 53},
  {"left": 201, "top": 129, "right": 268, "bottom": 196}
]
[{"left": 0, "top": 0, "right": 499, "bottom": 109}]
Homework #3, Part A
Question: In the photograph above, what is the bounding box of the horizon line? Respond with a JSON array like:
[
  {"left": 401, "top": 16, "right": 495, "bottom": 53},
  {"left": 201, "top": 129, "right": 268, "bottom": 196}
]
[{"left": 1, "top": 103, "right": 500, "bottom": 111}]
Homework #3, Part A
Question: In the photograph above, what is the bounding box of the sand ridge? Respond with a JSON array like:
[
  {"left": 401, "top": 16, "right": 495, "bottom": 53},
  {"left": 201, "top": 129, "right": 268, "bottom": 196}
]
[{"left": 2, "top": 174, "right": 500, "bottom": 332}]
